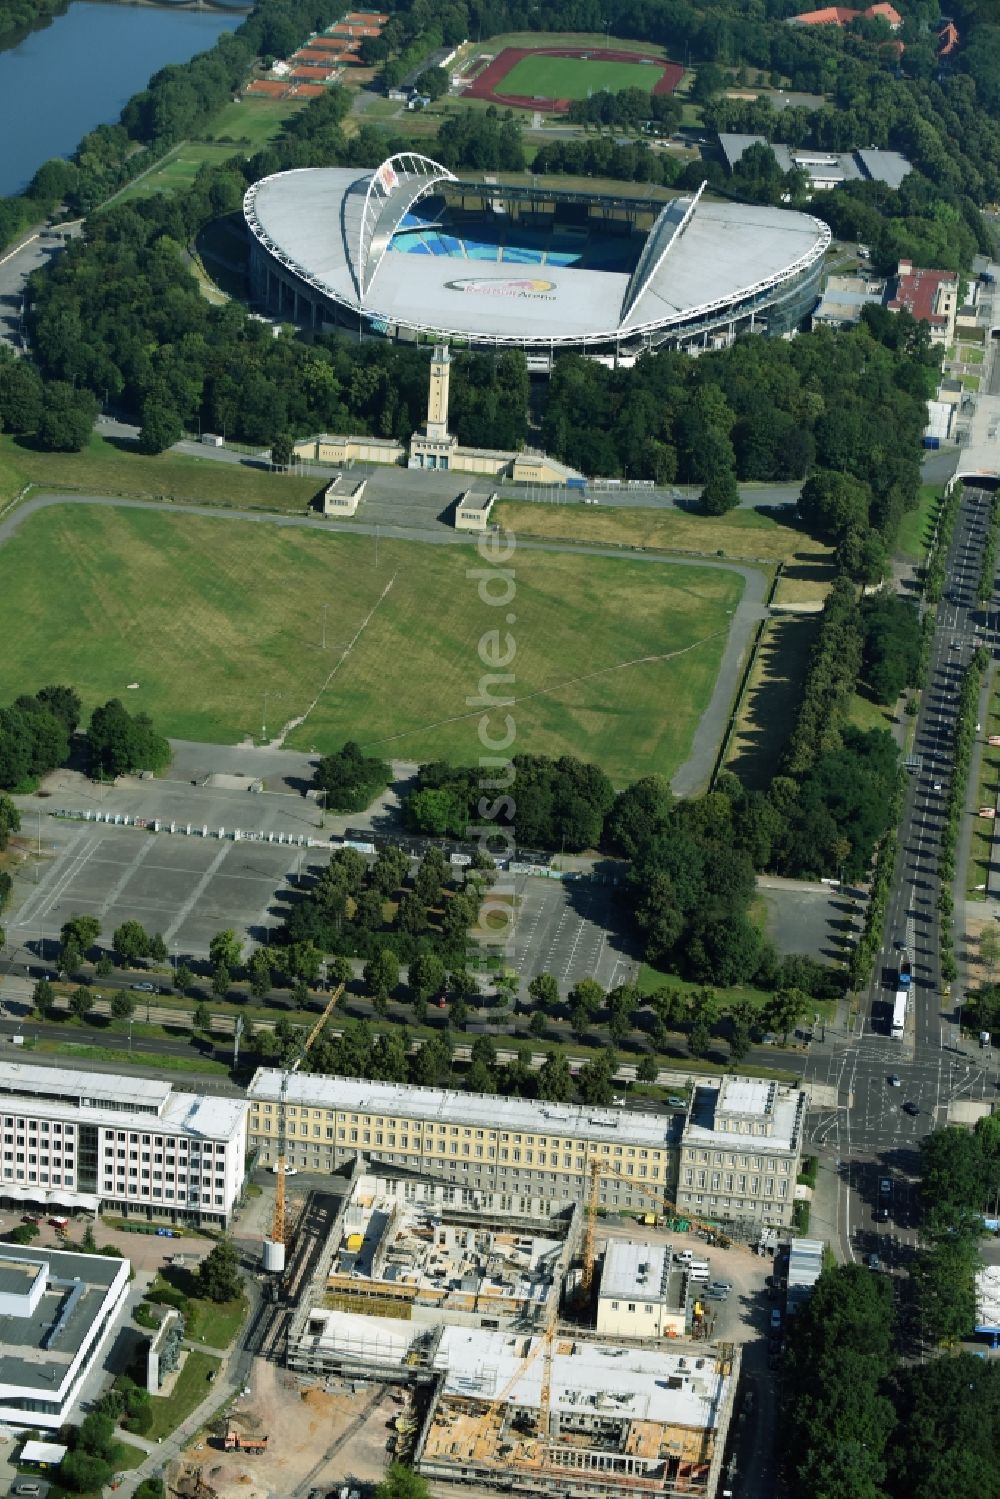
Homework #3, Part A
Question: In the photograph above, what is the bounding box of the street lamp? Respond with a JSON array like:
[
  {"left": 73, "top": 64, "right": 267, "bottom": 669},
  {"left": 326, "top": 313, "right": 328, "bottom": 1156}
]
[{"left": 321, "top": 602, "right": 331, "bottom": 651}]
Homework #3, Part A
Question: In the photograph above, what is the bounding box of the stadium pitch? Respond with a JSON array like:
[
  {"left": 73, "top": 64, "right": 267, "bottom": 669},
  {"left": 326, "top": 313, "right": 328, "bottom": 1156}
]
[
  {"left": 467, "top": 46, "right": 684, "bottom": 113},
  {"left": 0, "top": 502, "right": 744, "bottom": 782}
]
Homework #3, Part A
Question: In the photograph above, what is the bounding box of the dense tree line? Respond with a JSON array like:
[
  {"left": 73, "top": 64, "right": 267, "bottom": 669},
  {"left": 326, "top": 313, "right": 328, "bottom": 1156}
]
[
  {"left": 434, "top": 107, "right": 526, "bottom": 172},
  {"left": 404, "top": 747, "right": 880, "bottom": 985},
  {"left": 279, "top": 842, "right": 491, "bottom": 973},
  {"left": 782, "top": 1262, "right": 896, "bottom": 1498},
  {"left": 0, "top": 683, "right": 79, "bottom": 789},
  {"left": 540, "top": 311, "right": 934, "bottom": 549},
  {"left": 405, "top": 753, "right": 615, "bottom": 852},
  {"left": 567, "top": 87, "right": 682, "bottom": 131},
  {"left": 781, "top": 1251, "right": 1000, "bottom": 1499},
  {"left": 86, "top": 698, "right": 170, "bottom": 779},
  {"left": 314, "top": 742, "right": 391, "bottom": 814},
  {"left": 0, "top": 0, "right": 63, "bottom": 42},
  {"left": 0, "top": 90, "right": 529, "bottom": 452},
  {"left": 860, "top": 594, "right": 924, "bottom": 705},
  {"left": 532, "top": 135, "right": 684, "bottom": 188}
]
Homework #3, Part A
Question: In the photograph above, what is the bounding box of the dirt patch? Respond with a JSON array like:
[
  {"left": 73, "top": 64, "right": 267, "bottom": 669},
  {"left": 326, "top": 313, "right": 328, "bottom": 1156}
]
[{"left": 171, "top": 1358, "right": 396, "bottom": 1499}]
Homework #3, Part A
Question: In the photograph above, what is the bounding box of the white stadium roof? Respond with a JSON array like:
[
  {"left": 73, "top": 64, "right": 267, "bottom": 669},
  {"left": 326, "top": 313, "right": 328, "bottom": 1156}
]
[{"left": 244, "top": 154, "right": 831, "bottom": 349}]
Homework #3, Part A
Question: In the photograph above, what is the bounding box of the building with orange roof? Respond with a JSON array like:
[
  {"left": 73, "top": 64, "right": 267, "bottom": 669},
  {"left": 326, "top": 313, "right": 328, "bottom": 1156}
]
[
  {"left": 791, "top": 2, "right": 902, "bottom": 27},
  {"left": 937, "top": 19, "right": 959, "bottom": 54}
]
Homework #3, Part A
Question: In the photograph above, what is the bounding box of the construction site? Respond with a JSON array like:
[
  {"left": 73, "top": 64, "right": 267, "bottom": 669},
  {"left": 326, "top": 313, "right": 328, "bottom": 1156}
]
[
  {"left": 415, "top": 1331, "right": 740, "bottom": 1499},
  {"left": 287, "top": 1167, "right": 582, "bottom": 1378}
]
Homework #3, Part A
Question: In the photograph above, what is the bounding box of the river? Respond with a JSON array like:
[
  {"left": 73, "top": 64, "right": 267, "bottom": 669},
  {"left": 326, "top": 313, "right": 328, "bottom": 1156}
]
[{"left": 0, "top": 2, "right": 243, "bottom": 197}]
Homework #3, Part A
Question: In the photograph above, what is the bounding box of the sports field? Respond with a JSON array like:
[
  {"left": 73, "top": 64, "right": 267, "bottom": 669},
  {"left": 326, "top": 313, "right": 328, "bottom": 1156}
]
[
  {"left": 501, "top": 53, "right": 665, "bottom": 100},
  {"left": 0, "top": 505, "right": 743, "bottom": 781},
  {"left": 467, "top": 45, "right": 683, "bottom": 113}
]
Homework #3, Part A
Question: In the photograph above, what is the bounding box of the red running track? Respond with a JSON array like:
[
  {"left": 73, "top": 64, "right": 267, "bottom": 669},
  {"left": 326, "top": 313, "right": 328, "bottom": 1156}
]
[{"left": 464, "top": 46, "right": 684, "bottom": 114}]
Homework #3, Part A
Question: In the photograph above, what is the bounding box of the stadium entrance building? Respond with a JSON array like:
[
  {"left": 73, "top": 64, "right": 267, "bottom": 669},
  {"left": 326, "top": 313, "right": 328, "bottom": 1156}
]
[{"left": 244, "top": 153, "right": 830, "bottom": 365}]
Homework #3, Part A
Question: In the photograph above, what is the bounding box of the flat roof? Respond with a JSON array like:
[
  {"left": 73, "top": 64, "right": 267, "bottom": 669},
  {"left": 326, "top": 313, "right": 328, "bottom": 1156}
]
[
  {"left": 685, "top": 1080, "right": 803, "bottom": 1154},
  {"left": 0, "top": 1061, "right": 247, "bottom": 1141},
  {"left": 434, "top": 1327, "right": 728, "bottom": 1429},
  {"left": 599, "top": 1240, "right": 674, "bottom": 1303},
  {"left": 245, "top": 164, "right": 828, "bottom": 346},
  {"left": 0, "top": 1243, "right": 127, "bottom": 1395},
  {"left": 0, "top": 1260, "right": 43, "bottom": 1297},
  {"left": 248, "top": 1069, "right": 677, "bottom": 1149}
]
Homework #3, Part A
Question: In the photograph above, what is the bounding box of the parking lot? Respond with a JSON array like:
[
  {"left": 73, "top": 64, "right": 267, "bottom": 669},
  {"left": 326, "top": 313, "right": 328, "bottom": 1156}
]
[
  {"left": 503, "top": 872, "right": 638, "bottom": 993},
  {"left": 7, "top": 819, "right": 304, "bottom": 963}
]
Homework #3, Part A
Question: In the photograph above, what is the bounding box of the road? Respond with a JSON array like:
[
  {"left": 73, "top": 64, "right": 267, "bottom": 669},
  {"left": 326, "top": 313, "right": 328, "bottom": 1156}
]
[
  {"left": 0, "top": 222, "right": 81, "bottom": 353},
  {"left": 803, "top": 479, "right": 1000, "bottom": 1273}
]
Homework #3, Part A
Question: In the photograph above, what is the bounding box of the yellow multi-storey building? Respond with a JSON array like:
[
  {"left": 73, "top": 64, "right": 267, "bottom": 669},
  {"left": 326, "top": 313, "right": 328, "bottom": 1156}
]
[{"left": 246, "top": 1070, "right": 680, "bottom": 1214}]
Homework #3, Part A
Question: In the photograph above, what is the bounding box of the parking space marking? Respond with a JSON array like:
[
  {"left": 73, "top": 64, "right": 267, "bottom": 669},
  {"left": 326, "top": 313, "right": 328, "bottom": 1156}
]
[
  {"left": 97, "top": 836, "right": 156, "bottom": 916},
  {"left": 12, "top": 833, "right": 102, "bottom": 930},
  {"left": 162, "top": 842, "right": 234, "bottom": 944}
]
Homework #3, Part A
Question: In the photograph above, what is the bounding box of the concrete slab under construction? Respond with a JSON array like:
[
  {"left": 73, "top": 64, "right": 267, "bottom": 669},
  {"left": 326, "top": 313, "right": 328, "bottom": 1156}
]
[{"left": 416, "top": 1330, "right": 740, "bottom": 1499}]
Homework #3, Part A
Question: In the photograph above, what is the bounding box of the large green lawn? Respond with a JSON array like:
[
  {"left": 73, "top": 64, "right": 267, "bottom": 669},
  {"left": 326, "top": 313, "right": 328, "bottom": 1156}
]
[
  {"left": 501, "top": 53, "right": 667, "bottom": 100},
  {"left": 0, "top": 504, "right": 743, "bottom": 780}
]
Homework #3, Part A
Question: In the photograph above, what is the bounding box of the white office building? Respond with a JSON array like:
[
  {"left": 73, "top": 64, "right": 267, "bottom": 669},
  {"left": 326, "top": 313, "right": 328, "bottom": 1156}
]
[
  {"left": 0, "top": 1062, "right": 249, "bottom": 1229},
  {"left": 0, "top": 1242, "right": 130, "bottom": 1429}
]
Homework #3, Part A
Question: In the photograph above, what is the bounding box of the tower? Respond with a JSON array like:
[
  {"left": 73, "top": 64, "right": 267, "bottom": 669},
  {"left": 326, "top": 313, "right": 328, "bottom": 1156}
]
[
  {"left": 425, "top": 344, "right": 452, "bottom": 439},
  {"left": 408, "top": 343, "right": 459, "bottom": 470}
]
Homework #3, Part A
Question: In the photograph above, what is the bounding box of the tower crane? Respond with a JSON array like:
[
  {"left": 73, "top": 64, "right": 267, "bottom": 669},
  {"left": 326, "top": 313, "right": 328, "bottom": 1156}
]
[{"left": 263, "top": 982, "right": 343, "bottom": 1273}]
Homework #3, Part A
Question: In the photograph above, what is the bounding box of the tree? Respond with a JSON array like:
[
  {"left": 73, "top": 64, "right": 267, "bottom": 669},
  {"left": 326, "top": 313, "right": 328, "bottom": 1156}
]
[
  {"left": 110, "top": 992, "right": 135, "bottom": 1023},
  {"left": 95, "top": 953, "right": 114, "bottom": 976},
  {"left": 58, "top": 1450, "right": 113, "bottom": 1494},
  {"left": 327, "top": 954, "right": 353, "bottom": 992},
  {"left": 147, "top": 932, "right": 168, "bottom": 964},
  {"left": 197, "top": 1238, "right": 243, "bottom": 1303},
  {"left": 529, "top": 1008, "right": 546, "bottom": 1039},
  {"left": 138, "top": 400, "right": 183, "bottom": 454},
  {"left": 700, "top": 467, "right": 739, "bottom": 515},
  {"left": 0, "top": 792, "right": 20, "bottom": 849},
  {"left": 637, "top": 1054, "right": 658, "bottom": 1083},
  {"left": 373, "top": 1464, "right": 432, "bottom": 1499},
  {"left": 36, "top": 381, "right": 98, "bottom": 452},
  {"left": 728, "top": 1000, "right": 754, "bottom": 1066},
  {"left": 86, "top": 699, "right": 169, "bottom": 777},
  {"left": 270, "top": 432, "right": 294, "bottom": 468},
  {"left": 422, "top": 66, "right": 449, "bottom": 100},
  {"left": 764, "top": 986, "right": 810, "bottom": 1044},
  {"left": 31, "top": 976, "right": 54, "bottom": 1014},
  {"left": 688, "top": 1012, "right": 713, "bottom": 1059},
  {"left": 69, "top": 986, "right": 94, "bottom": 1019},
  {"left": 36, "top": 684, "right": 81, "bottom": 734},
  {"left": 175, "top": 963, "right": 194, "bottom": 994},
  {"left": 113, "top": 919, "right": 150, "bottom": 965},
  {"left": 409, "top": 950, "right": 445, "bottom": 1003},
  {"left": 193, "top": 1001, "right": 211, "bottom": 1032},
  {"left": 249, "top": 947, "right": 272, "bottom": 1000},
  {"left": 364, "top": 948, "right": 399, "bottom": 1006},
  {"left": 537, "top": 1050, "right": 574, "bottom": 1102},
  {"left": 314, "top": 742, "right": 391, "bottom": 813},
  {"left": 528, "top": 972, "right": 559, "bottom": 1014},
  {"left": 211, "top": 962, "right": 230, "bottom": 1000},
  {"left": 209, "top": 929, "right": 242, "bottom": 972},
  {"left": 60, "top": 914, "right": 100, "bottom": 955}
]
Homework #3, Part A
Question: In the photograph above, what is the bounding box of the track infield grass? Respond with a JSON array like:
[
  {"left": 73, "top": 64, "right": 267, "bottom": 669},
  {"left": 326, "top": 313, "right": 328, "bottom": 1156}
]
[
  {"left": 0, "top": 505, "right": 743, "bottom": 780},
  {"left": 500, "top": 53, "right": 667, "bottom": 100}
]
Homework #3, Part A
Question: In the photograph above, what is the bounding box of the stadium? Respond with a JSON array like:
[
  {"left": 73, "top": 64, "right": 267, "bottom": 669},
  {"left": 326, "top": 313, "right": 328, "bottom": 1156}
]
[{"left": 244, "top": 153, "right": 831, "bottom": 363}]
